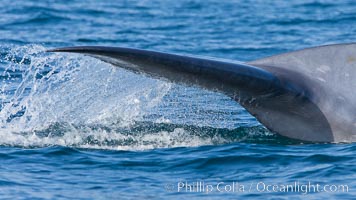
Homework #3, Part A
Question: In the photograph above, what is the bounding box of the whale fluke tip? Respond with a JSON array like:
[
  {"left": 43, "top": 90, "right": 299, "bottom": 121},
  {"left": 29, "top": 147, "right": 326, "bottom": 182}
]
[{"left": 46, "top": 47, "right": 79, "bottom": 53}]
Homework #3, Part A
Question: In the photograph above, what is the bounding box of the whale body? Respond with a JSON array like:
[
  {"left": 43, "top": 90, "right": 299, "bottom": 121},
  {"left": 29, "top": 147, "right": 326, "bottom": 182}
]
[{"left": 48, "top": 43, "right": 356, "bottom": 142}]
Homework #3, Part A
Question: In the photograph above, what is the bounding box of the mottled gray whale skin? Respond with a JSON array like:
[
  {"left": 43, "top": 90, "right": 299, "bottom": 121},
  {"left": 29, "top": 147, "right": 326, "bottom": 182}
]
[{"left": 48, "top": 43, "right": 356, "bottom": 142}]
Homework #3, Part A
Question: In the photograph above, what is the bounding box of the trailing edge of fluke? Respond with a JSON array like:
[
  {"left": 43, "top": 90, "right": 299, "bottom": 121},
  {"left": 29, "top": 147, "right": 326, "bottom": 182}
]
[{"left": 48, "top": 43, "right": 356, "bottom": 143}]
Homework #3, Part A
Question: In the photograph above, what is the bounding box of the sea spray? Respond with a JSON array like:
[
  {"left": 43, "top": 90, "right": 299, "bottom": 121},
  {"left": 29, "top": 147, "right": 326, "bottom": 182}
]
[{"left": 0, "top": 45, "right": 175, "bottom": 148}]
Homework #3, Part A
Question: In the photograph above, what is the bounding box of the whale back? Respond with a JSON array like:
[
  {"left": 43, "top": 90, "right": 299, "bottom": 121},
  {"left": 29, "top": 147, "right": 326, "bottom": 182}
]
[{"left": 249, "top": 43, "right": 356, "bottom": 142}]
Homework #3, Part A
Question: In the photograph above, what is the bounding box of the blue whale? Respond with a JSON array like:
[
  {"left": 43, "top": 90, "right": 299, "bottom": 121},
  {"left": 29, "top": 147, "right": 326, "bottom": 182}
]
[{"left": 48, "top": 43, "right": 356, "bottom": 142}]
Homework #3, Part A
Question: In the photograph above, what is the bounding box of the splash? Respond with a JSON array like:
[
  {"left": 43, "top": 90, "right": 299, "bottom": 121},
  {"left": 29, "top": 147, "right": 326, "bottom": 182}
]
[{"left": 0, "top": 44, "right": 177, "bottom": 149}]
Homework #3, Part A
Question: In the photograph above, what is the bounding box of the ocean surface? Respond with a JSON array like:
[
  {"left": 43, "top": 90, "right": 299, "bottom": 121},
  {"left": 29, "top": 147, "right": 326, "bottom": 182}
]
[{"left": 0, "top": 0, "right": 355, "bottom": 199}]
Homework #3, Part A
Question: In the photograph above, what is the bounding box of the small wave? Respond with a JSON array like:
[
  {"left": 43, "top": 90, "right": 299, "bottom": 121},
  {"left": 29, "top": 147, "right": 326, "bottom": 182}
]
[
  {"left": 3, "top": 12, "right": 69, "bottom": 27},
  {"left": 265, "top": 12, "right": 356, "bottom": 26},
  {"left": 295, "top": 2, "right": 336, "bottom": 9}
]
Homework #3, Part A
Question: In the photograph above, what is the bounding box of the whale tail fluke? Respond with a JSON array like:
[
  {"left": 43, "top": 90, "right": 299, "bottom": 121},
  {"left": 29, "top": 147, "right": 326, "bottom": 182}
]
[{"left": 48, "top": 43, "right": 356, "bottom": 142}]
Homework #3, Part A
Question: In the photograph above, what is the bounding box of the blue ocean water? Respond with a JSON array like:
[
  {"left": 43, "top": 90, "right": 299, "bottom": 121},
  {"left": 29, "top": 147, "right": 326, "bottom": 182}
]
[{"left": 0, "top": 0, "right": 355, "bottom": 199}]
